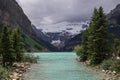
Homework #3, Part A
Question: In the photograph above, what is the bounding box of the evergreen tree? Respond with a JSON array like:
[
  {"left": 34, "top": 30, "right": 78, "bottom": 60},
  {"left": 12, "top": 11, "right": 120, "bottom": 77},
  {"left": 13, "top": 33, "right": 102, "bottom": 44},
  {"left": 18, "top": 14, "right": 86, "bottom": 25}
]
[
  {"left": 87, "top": 8, "right": 99, "bottom": 62},
  {"left": 0, "top": 26, "right": 15, "bottom": 67},
  {"left": 81, "top": 7, "right": 111, "bottom": 65},
  {"left": 90, "top": 7, "right": 110, "bottom": 65},
  {"left": 80, "top": 29, "right": 89, "bottom": 61},
  {"left": 12, "top": 28, "right": 25, "bottom": 62}
]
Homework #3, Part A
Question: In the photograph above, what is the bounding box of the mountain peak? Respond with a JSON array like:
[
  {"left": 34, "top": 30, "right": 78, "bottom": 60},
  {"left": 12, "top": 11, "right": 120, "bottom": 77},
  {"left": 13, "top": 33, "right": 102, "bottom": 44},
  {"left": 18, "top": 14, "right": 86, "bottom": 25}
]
[{"left": 116, "top": 4, "right": 120, "bottom": 9}]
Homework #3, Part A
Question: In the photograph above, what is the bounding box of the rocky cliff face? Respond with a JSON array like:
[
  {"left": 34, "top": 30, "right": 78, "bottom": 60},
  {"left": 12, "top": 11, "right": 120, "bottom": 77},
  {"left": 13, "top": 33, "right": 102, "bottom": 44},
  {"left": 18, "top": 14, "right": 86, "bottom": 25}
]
[
  {"left": 0, "top": 0, "right": 57, "bottom": 51},
  {"left": 0, "top": 0, "right": 33, "bottom": 35},
  {"left": 108, "top": 4, "right": 120, "bottom": 26},
  {"left": 107, "top": 4, "right": 120, "bottom": 38}
]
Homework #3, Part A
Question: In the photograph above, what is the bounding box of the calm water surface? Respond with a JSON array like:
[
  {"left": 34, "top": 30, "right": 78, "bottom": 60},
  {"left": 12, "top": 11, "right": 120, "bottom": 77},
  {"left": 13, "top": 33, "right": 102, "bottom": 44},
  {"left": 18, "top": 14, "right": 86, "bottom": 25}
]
[{"left": 24, "top": 52, "right": 101, "bottom": 80}]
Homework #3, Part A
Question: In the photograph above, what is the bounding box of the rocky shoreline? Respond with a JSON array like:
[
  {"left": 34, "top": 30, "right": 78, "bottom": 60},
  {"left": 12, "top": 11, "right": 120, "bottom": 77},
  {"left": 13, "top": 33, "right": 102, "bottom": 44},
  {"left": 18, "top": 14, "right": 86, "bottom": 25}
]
[
  {"left": 90, "top": 66, "right": 120, "bottom": 80},
  {"left": 8, "top": 62, "right": 31, "bottom": 80},
  {"left": 101, "top": 69, "right": 120, "bottom": 80},
  {"left": 90, "top": 65, "right": 120, "bottom": 80},
  {"left": 76, "top": 58, "right": 120, "bottom": 80}
]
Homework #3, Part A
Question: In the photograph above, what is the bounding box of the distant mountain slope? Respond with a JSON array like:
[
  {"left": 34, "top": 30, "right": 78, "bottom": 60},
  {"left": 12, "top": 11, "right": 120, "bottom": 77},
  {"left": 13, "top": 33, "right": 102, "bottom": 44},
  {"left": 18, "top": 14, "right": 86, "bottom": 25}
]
[
  {"left": 0, "top": 0, "right": 57, "bottom": 51},
  {"left": 22, "top": 35, "right": 45, "bottom": 52},
  {"left": 61, "top": 33, "right": 82, "bottom": 51},
  {"left": 38, "top": 21, "right": 88, "bottom": 50}
]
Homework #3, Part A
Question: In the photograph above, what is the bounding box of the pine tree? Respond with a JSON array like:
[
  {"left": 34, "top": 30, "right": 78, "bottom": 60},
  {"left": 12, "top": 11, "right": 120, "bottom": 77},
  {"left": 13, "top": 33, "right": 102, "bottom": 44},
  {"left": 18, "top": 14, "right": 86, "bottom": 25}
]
[
  {"left": 0, "top": 26, "right": 15, "bottom": 67},
  {"left": 87, "top": 8, "right": 99, "bottom": 62},
  {"left": 86, "top": 7, "right": 110, "bottom": 65},
  {"left": 80, "top": 29, "right": 89, "bottom": 61},
  {"left": 12, "top": 28, "right": 25, "bottom": 62}
]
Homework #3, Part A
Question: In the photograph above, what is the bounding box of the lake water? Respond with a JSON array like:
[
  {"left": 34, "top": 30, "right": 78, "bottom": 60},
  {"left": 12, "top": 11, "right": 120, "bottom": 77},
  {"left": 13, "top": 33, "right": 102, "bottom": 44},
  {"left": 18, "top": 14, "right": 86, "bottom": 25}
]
[{"left": 24, "top": 52, "right": 102, "bottom": 80}]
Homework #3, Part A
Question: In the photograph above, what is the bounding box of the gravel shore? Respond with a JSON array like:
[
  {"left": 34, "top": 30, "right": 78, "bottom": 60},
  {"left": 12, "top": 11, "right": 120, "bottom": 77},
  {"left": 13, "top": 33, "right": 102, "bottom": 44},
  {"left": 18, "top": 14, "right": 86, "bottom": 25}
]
[{"left": 8, "top": 62, "right": 32, "bottom": 80}]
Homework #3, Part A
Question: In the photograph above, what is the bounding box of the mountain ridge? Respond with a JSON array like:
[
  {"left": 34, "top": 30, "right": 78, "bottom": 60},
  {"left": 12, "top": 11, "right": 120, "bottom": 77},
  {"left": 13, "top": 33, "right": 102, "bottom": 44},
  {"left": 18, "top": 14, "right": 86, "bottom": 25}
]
[
  {"left": 0, "top": 0, "right": 58, "bottom": 52},
  {"left": 62, "top": 4, "right": 120, "bottom": 51},
  {"left": 107, "top": 4, "right": 120, "bottom": 38}
]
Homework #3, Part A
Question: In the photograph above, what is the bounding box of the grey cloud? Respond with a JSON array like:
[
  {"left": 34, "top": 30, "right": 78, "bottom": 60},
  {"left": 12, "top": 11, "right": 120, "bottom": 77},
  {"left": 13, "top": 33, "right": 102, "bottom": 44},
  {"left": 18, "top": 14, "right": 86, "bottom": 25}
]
[{"left": 17, "top": 0, "right": 120, "bottom": 26}]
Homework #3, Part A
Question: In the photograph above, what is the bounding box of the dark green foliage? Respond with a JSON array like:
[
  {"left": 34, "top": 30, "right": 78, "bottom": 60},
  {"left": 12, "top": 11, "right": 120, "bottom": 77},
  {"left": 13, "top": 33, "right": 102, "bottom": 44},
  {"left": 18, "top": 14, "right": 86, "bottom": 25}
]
[
  {"left": 77, "top": 7, "right": 111, "bottom": 65},
  {"left": 0, "top": 26, "right": 16, "bottom": 67},
  {"left": 80, "top": 30, "right": 89, "bottom": 61},
  {"left": 88, "top": 7, "right": 111, "bottom": 65},
  {"left": 12, "top": 28, "right": 25, "bottom": 62},
  {"left": 74, "top": 45, "right": 83, "bottom": 56},
  {"left": 101, "top": 59, "right": 114, "bottom": 70},
  {"left": 22, "top": 35, "right": 44, "bottom": 52},
  {"left": 112, "top": 59, "right": 120, "bottom": 72},
  {"left": 0, "top": 66, "right": 9, "bottom": 80},
  {"left": 112, "top": 38, "right": 120, "bottom": 57},
  {"left": 22, "top": 54, "right": 39, "bottom": 63},
  {"left": 0, "top": 26, "right": 26, "bottom": 67},
  {"left": 0, "top": 25, "right": 41, "bottom": 68},
  {"left": 101, "top": 59, "right": 120, "bottom": 73}
]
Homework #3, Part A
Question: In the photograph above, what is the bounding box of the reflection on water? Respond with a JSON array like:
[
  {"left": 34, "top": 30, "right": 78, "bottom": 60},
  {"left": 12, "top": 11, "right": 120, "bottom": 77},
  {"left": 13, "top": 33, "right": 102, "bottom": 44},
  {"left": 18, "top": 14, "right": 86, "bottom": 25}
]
[{"left": 24, "top": 52, "right": 101, "bottom": 80}]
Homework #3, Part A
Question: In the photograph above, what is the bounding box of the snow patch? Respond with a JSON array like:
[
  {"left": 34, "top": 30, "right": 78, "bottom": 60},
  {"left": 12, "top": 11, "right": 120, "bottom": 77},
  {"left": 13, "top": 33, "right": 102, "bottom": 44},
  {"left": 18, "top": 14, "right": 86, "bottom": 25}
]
[{"left": 37, "top": 21, "right": 89, "bottom": 35}]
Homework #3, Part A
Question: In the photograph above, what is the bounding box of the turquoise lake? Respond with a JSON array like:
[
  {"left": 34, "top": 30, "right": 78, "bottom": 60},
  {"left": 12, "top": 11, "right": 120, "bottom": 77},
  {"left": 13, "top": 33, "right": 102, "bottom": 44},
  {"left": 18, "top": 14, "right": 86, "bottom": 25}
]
[{"left": 24, "top": 52, "right": 102, "bottom": 80}]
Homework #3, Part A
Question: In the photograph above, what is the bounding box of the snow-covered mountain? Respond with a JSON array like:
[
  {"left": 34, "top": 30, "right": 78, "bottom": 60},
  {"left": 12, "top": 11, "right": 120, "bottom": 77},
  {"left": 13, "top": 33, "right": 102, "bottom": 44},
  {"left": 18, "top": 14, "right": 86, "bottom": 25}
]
[
  {"left": 38, "top": 21, "right": 89, "bottom": 35},
  {"left": 37, "top": 21, "right": 89, "bottom": 48}
]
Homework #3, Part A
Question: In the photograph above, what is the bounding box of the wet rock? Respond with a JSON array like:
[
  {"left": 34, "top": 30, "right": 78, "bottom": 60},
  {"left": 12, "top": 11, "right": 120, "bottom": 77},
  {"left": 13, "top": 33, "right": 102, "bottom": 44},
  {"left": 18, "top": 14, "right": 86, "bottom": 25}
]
[
  {"left": 113, "top": 71, "right": 117, "bottom": 75},
  {"left": 102, "top": 70, "right": 105, "bottom": 72}
]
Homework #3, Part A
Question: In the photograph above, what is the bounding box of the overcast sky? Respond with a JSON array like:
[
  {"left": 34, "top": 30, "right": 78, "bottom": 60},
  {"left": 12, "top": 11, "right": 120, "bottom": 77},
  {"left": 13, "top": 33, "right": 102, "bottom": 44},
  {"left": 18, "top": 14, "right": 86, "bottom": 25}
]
[{"left": 17, "top": 0, "right": 120, "bottom": 26}]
